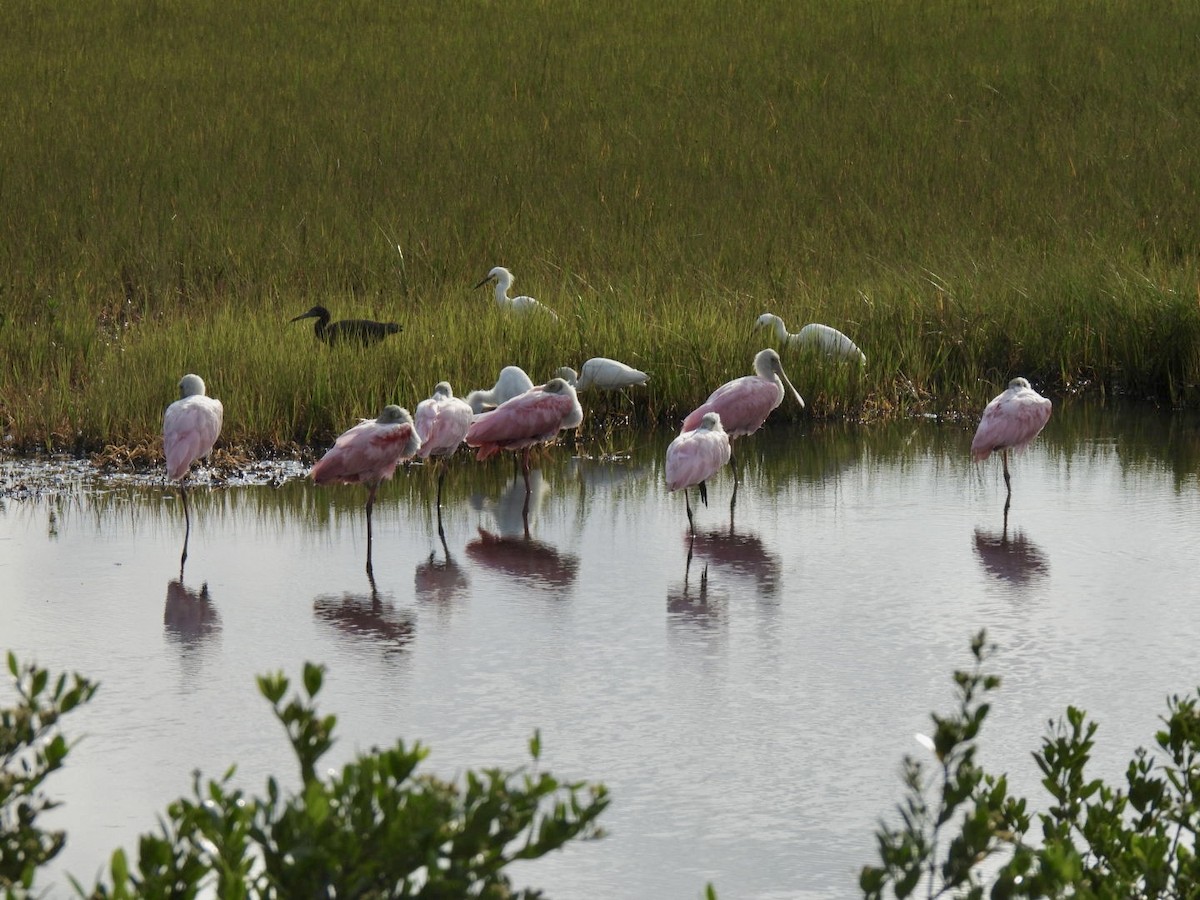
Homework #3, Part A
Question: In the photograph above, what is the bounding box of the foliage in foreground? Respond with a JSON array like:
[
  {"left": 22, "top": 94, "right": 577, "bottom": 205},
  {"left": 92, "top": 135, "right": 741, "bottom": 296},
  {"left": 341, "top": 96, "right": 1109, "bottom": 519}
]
[
  {"left": 0, "top": 654, "right": 98, "bottom": 894},
  {"left": 862, "top": 632, "right": 1200, "bottom": 899},
  {"left": 0, "top": 653, "right": 608, "bottom": 899}
]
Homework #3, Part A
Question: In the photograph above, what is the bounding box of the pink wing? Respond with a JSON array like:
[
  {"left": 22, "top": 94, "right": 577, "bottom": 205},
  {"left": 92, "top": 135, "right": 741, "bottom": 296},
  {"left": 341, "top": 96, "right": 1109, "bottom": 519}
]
[
  {"left": 163, "top": 396, "right": 224, "bottom": 480},
  {"left": 681, "top": 377, "right": 780, "bottom": 437},
  {"left": 465, "top": 389, "right": 573, "bottom": 449},
  {"left": 311, "top": 420, "right": 417, "bottom": 485},
  {"left": 665, "top": 428, "right": 731, "bottom": 491},
  {"left": 971, "top": 392, "right": 1052, "bottom": 460},
  {"left": 416, "top": 396, "right": 473, "bottom": 458}
]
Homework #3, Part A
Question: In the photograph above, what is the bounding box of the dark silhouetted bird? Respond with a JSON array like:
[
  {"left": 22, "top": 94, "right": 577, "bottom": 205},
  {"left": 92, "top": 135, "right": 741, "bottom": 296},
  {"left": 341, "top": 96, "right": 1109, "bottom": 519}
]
[{"left": 290, "top": 305, "right": 401, "bottom": 346}]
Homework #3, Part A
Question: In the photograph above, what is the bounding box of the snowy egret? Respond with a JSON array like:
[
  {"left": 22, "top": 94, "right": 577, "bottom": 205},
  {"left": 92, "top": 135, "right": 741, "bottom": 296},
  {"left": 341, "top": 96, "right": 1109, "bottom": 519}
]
[
  {"left": 681, "top": 349, "right": 804, "bottom": 483},
  {"left": 291, "top": 305, "right": 401, "bottom": 346},
  {"left": 474, "top": 266, "right": 560, "bottom": 320},
  {"left": 310, "top": 405, "right": 421, "bottom": 576},
  {"left": 465, "top": 377, "right": 582, "bottom": 493},
  {"left": 466, "top": 365, "right": 536, "bottom": 414},
  {"left": 665, "top": 411, "right": 732, "bottom": 533},
  {"left": 556, "top": 357, "right": 649, "bottom": 391},
  {"left": 970, "top": 377, "right": 1052, "bottom": 500},
  {"left": 755, "top": 313, "right": 866, "bottom": 365},
  {"left": 414, "top": 381, "right": 474, "bottom": 527},
  {"left": 163, "top": 373, "right": 223, "bottom": 575}
]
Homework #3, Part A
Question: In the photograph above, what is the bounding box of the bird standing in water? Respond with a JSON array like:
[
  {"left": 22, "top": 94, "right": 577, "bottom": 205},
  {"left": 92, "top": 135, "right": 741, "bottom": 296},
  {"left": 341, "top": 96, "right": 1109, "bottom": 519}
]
[
  {"left": 971, "top": 377, "right": 1052, "bottom": 505},
  {"left": 310, "top": 405, "right": 421, "bottom": 576},
  {"left": 666, "top": 411, "right": 732, "bottom": 534},
  {"left": 415, "top": 382, "right": 474, "bottom": 531},
  {"left": 163, "top": 373, "right": 224, "bottom": 576},
  {"left": 291, "top": 305, "right": 401, "bottom": 346},
  {"left": 465, "top": 378, "right": 582, "bottom": 494},
  {"left": 680, "top": 348, "right": 805, "bottom": 485}
]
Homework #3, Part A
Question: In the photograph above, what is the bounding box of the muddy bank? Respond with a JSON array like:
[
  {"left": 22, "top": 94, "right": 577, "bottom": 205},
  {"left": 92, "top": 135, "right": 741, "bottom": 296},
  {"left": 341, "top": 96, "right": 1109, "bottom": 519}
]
[{"left": 0, "top": 454, "right": 310, "bottom": 501}]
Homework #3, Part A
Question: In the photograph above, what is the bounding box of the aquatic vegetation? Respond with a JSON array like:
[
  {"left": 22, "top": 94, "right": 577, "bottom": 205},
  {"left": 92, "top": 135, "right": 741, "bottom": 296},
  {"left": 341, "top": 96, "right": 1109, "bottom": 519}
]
[{"left": 2, "top": 0, "right": 1200, "bottom": 452}]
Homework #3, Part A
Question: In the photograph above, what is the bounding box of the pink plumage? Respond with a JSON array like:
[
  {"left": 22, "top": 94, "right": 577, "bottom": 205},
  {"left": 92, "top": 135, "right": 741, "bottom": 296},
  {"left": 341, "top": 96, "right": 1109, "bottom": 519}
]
[
  {"left": 310, "top": 405, "right": 421, "bottom": 486},
  {"left": 415, "top": 382, "right": 473, "bottom": 459},
  {"left": 666, "top": 412, "right": 731, "bottom": 492},
  {"left": 163, "top": 374, "right": 223, "bottom": 481},
  {"left": 971, "top": 377, "right": 1052, "bottom": 462},
  {"left": 681, "top": 349, "right": 804, "bottom": 438},
  {"left": 465, "top": 377, "right": 582, "bottom": 461}
]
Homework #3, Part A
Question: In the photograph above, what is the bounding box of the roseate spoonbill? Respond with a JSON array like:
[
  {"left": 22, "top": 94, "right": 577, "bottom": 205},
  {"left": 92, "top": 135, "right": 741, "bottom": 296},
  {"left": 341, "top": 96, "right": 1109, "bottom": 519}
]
[
  {"left": 414, "top": 381, "right": 474, "bottom": 526},
  {"left": 465, "top": 365, "right": 535, "bottom": 414},
  {"left": 465, "top": 377, "right": 582, "bottom": 494},
  {"left": 291, "top": 305, "right": 401, "bottom": 346},
  {"left": 681, "top": 348, "right": 805, "bottom": 484},
  {"left": 970, "top": 376, "right": 1052, "bottom": 501},
  {"left": 556, "top": 357, "right": 649, "bottom": 391},
  {"left": 755, "top": 313, "right": 866, "bottom": 365},
  {"left": 666, "top": 411, "right": 732, "bottom": 533},
  {"left": 310, "top": 405, "right": 421, "bottom": 576},
  {"left": 163, "top": 373, "right": 223, "bottom": 575},
  {"left": 474, "top": 266, "right": 560, "bottom": 320}
]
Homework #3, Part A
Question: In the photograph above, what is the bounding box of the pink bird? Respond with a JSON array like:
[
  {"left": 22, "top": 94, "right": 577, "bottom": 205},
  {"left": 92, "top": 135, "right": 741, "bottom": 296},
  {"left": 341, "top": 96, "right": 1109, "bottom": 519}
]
[
  {"left": 665, "top": 411, "right": 732, "bottom": 533},
  {"left": 465, "top": 377, "right": 582, "bottom": 493},
  {"left": 310, "top": 405, "right": 421, "bottom": 575},
  {"left": 414, "top": 381, "right": 474, "bottom": 525},
  {"left": 971, "top": 377, "right": 1052, "bottom": 499},
  {"left": 162, "top": 373, "right": 224, "bottom": 574},
  {"left": 680, "top": 348, "right": 805, "bottom": 483}
]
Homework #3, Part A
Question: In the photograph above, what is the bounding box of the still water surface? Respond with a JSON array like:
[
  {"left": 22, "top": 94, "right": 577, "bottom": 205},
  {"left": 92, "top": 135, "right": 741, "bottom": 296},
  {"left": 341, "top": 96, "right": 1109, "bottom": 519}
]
[{"left": 2, "top": 402, "right": 1199, "bottom": 898}]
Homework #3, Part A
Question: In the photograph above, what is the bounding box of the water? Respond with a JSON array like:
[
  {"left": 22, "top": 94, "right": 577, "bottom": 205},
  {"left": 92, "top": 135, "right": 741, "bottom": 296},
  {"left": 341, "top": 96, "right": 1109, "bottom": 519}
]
[{"left": 2, "top": 402, "right": 1199, "bottom": 898}]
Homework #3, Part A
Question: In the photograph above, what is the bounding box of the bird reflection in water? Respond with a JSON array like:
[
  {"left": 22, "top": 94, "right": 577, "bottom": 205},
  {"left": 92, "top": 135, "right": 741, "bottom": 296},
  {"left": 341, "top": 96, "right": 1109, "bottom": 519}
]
[
  {"left": 469, "top": 470, "right": 549, "bottom": 538},
  {"left": 972, "top": 508, "right": 1050, "bottom": 586},
  {"left": 313, "top": 574, "right": 415, "bottom": 654},
  {"left": 465, "top": 528, "right": 579, "bottom": 591},
  {"left": 667, "top": 548, "right": 726, "bottom": 630},
  {"left": 465, "top": 472, "right": 578, "bottom": 591},
  {"left": 686, "top": 525, "right": 782, "bottom": 598},
  {"left": 414, "top": 529, "right": 470, "bottom": 606},
  {"left": 164, "top": 579, "right": 221, "bottom": 647}
]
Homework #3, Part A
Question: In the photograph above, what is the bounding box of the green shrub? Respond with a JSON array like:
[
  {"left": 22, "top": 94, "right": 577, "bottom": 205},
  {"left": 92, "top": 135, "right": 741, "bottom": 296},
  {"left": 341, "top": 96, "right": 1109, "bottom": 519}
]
[
  {"left": 0, "top": 654, "right": 607, "bottom": 899},
  {"left": 1, "top": 653, "right": 97, "bottom": 896},
  {"left": 861, "top": 632, "right": 1200, "bottom": 898}
]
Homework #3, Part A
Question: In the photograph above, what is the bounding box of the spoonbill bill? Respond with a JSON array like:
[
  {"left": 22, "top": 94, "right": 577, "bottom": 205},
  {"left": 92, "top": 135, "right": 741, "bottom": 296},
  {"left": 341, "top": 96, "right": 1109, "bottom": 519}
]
[
  {"left": 465, "top": 365, "right": 535, "bottom": 414},
  {"left": 163, "top": 373, "right": 224, "bottom": 575},
  {"left": 291, "top": 305, "right": 401, "bottom": 346},
  {"left": 414, "top": 381, "right": 474, "bottom": 524},
  {"left": 556, "top": 357, "right": 649, "bottom": 391},
  {"left": 310, "top": 405, "right": 421, "bottom": 575},
  {"left": 465, "top": 377, "right": 582, "bottom": 493},
  {"left": 681, "top": 348, "right": 805, "bottom": 482},
  {"left": 755, "top": 313, "right": 866, "bottom": 365},
  {"left": 666, "top": 412, "right": 732, "bottom": 533},
  {"left": 971, "top": 377, "right": 1052, "bottom": 500},
  {"left": 474, "top": 266, "right": 560, "bottom": 320}
]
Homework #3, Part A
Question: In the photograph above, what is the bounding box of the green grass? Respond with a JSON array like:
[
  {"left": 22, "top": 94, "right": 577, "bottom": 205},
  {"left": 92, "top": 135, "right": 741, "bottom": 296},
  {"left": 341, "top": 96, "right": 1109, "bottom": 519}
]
[{"left": 2, "top": 0, "right": 1199, "bottom": 453}]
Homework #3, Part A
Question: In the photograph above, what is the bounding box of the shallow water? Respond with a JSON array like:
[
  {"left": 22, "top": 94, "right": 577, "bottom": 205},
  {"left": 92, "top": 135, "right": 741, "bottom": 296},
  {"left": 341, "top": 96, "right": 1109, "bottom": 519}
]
[{"left": 2, "top": 402, "right": 1200, "bottom": 898}]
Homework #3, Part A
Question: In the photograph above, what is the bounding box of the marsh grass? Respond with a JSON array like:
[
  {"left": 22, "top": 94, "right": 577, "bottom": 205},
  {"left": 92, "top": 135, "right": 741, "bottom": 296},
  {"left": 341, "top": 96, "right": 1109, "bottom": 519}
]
[{"left": 2, "top": 0, "right": 1200, "bottom": 453}]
